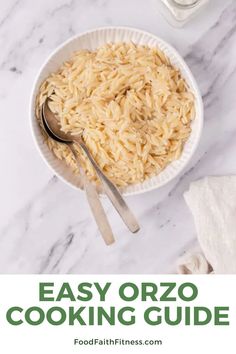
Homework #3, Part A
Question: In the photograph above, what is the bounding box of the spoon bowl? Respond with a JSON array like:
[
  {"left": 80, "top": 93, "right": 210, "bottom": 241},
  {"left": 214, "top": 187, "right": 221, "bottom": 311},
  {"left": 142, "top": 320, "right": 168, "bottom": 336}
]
[{"left": 42, "top": 97, "right": 74, "bottom": 143}]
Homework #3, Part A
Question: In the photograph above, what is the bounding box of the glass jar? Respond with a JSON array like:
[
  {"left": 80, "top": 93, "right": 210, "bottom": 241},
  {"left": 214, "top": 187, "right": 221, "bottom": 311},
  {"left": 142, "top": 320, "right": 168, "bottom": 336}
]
[{"left": 157, "top": 0, "right": 210, "bottom": 27}]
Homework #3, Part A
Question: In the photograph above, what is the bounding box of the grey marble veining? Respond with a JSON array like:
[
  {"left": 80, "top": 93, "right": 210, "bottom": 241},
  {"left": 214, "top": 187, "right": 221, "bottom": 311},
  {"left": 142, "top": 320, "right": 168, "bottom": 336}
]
[{"left": 0, "top": 0, "right": 235, "bottom": 273}]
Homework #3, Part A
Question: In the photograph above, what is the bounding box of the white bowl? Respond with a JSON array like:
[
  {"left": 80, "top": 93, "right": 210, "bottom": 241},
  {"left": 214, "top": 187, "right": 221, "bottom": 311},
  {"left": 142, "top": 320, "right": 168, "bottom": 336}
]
[{"left": 30, "top": 26, "right": 203, "bottom": 196}]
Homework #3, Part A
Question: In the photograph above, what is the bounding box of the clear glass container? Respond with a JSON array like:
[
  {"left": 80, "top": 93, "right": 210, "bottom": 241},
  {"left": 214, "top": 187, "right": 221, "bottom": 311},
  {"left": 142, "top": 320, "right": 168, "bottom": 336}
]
[{"left": 157, "top": 0, "right": 210, "bottom": 27}]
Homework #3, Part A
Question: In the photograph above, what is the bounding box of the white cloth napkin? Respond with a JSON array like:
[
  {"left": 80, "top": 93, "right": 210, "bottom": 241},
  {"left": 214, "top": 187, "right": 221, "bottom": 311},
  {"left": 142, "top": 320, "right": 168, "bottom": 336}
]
[{"left": 178, "top": 176, "right": 236, "bottom": 274}]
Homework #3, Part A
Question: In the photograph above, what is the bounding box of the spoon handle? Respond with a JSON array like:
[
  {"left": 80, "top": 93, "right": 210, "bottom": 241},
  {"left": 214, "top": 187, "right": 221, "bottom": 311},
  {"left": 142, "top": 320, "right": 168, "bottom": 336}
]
[
  {"left": 70, "top": 145, "right": 115, "bottom": 245},
  {"left": 74, "top": 139, "right": 140, "bottom": 233}
]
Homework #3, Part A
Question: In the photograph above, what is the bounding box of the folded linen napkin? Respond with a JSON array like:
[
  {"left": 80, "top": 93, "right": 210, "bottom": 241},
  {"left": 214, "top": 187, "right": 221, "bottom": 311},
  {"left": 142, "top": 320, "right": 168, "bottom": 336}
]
[{"left": 178, "top": 176, "right": 236, "bottom": 274}]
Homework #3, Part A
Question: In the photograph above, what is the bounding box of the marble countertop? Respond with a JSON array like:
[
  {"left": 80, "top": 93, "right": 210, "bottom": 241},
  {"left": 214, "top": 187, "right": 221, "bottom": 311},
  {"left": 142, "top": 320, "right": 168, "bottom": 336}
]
[{"left": 0, "top": 0, "right": 235, "bottom": 274}]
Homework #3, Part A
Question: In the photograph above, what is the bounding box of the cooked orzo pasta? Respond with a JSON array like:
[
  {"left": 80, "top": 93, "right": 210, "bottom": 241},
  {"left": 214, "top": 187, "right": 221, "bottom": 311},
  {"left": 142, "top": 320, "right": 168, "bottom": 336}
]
[{"left": 36, "top": 42, "right": 195, "bottom": 187}]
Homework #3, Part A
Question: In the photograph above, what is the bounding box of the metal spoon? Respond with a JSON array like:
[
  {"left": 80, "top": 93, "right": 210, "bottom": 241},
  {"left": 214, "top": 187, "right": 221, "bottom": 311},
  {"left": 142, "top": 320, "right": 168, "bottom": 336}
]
[
  {"left": 40, "top": 105, "right": 115, "bottom": 245},
  {"left": 42, "top": 97, "right": 140, "bottom": 233}
]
